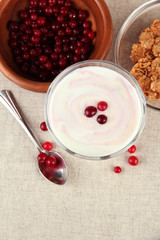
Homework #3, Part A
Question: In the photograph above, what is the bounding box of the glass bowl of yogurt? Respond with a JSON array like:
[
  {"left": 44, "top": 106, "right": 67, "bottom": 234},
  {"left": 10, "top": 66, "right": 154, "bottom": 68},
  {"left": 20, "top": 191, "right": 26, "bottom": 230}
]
[{"left": 45, "top": 60, "right": 146, "bottom": 160}]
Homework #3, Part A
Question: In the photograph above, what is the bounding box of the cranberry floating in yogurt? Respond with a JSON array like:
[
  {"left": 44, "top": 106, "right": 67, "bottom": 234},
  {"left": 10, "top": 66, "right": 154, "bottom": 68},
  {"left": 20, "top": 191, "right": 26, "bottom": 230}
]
[{"left": 46, "top": 62, "right": 146, "bottom": 159}]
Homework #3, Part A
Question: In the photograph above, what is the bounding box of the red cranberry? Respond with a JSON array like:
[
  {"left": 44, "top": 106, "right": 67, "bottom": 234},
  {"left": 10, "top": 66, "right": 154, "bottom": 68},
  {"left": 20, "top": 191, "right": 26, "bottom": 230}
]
[
  {"left": 75, "top": 47, "right": 81, "bottom": 55},
  {"left": 34, "top": 29, "right": 41, "bottom": 36},
  {"left": 63, "top": 44, "right": 69, "bottom": 52},
  {"left": 51, "top": 52, "right": 58, "bottom": 60},
  {"left": 57, "top": 14, "right": 64, "bottom": 23},
  {"left": 31, "top": 21, "right": 38, "bottom": 28},
  {"left": 52, "top": 22, "right": 60, "bottom": 31},
  {"left": 41, "top": 35, "right": 47, "bottom": 43},
  {"left": 28, "top": 42, "right": 34, "bottom": 48},
  {"left": 66, "top": 52, "right": 74, "bottom": 60},
  {"left": 22, "top": 34, "right": 30, "bottom": 42},
  {"left": 44, "top": 46, "right": 52, "bottom": 55},
  {"left": 83, "top": 20, "right": 91, "bottom": 28},
  {"left": 43, "top": 141, "right": 53, "bottom": 151},
  {"left": 59, "top": 57, "right": 67, "bottom": 67},
  {"left": 30, "top": 0, "right": 38, "bottom": 7},
  {"left": 69, "top": 20, "right": 77, "bottom": 28},
  {"left": 54, "top": 45, "right": 62, "bottom": 53},
  {"left": 48, "top": 0, "right": 57, "bottom": 6},
  {"left": 36, "top": 8, "right": 43, "bottom": 15},
  {"left": 80, "top": 46, "right": 87, "bottom": 54},
  {"left": 29, "top": 6, "right": 37, "bottom": 14},
  {"left": 22, "top": 51, "right": 30, "bottom": 60},
  {"left": 72, "top": 28, "right": 81, "bottom": 36},
  {"left": 97, "top": 101, "right": 108, "bottom": 111},
  {"left": 48, "top": 31, "right": 55, "bottom": 38},
  {"left": 34, "top": 43, "right": 41, "bottom": 48},
  {"left": 36, "top": 48, "right": 42, "bottom": 55},
  {"left": 46, "top": 156, "right": 57, "bottom": 167},
  {"left": 9, "top": 39, "right": 18, "bottom": 48},
  {"left": 62, "top": 36, "right": 69, "bottom": 44},
  {"left": 84, "top": 106, "right": 97, "bottom": 118},
  {"left": 30, "top": 64, "right": 39, "bottom": 74},
  {"left": 78, "top": 10, "right": 88, "bottom": 20},
  {"left": 60, "top": 6, "right": 69, "bottom": 16},
  {"left": 128, "top": 156, "right": 139, "bottom": 166},
  {"left": 52, "top": 6, "right": 60, "bottom": 15},
  {"left": 59, "top": 53, "right": 66, "bottom": 59},
  {"left": 65, "top": 27, "right": 72, "bottom": 35},
  {"left": 37, "top": 17, "right": 46, "bottom": 26},
  {"left": 40, "top": 121, "right": 47, "bottom": 131},
  {"left": 58, "top": 0, "right": 65, "bottom": 5},
  {"left": 73, "top": 55, "right": 80, "bottom": 63},
  {"left": 97, "top": 115, "right": 107, "bottom": 124},
  {"left": 70, "top": 42, "right": 76, "bottom": 51},
  {"left": 61, "top": 22, "right": 68, "bottom": 29},
  {"left": 31, "top": 35, "right": 40, "bottom": 44},
  {"left": 128, "top": 145, "right": 136, "bottom": 153},
  {"left": 80, "top": 53, "right": 88, "bottom": 60},
  {"left": 25, "top": 18, "right": 32, "bottom": 27},
  {"left": 57, "top": 29, "right": 65, "bottom": 37},
  {"left": 77, "top": 41, "right": 83, "bottom": 47},
  {"left": 10, "top": 32, "right": 18, "bottom": 39},
  {"left": 45, "top": 61, "right": 52, "bottom": 70},
  {"left": 13, "top": 48, "right": 21, "bottom": 56},
  {"left": 65, "top": 0, "right": 72, "bottom": 7},
  {"left": 8, "top": 21, "right": 19, "bottom": 32},
  {"left": 40, "top": 26, "right": 49, "bottom": 34},
  {"left": 39, "top": 55, "right": 48, "bottom": 63},
  {"left": 70, "top": 35, "right": 79, "bottom": 42},
  {"left": 81, "top": 35, "right": 91, "bottom": 43},
  {"left": 19, "top": 10, "right": 29, "bottom": 19},
  {"left": 88, "top": 31, "right": 95, "bottom": 39},
  {"left": 37, "top": 152, "right": 48, "bottom": 163},
  {"left": 51, "top": 69, "right": 60, "bottom": 77},
  {"left": 26, "top": 28, "right": 33, "bottom": 35},
  {"left": 30, "top": 48, "right": 37, "bottom": 56},
  {"left": 21, "top": 63, "right": 30, "bottom": 72},
  {"left": 39, "top": 70, "right": 49, "bottom": 81},
  {"left": 30, "top": 13, "right": 37, "bottom": 21},
  {"left": 55, "top": 37, "right": 62, "bottom": 45},
  {"left": 19, "top": 23, "right": 26, "bottom": 32},
  {"left": 114, "top": 166, "right": 121, "bottom": 173},
  {"left": 83, "top": 28, "right": 90, "bottom": 35},
  {"left": 40, "top": 64, "right": 45, "bottom": 70},
  {"left": 39, "top": 0, "right": 47, "bottom": 8},
  {"left": 44, "top": 6, "right": 53, "bottom": 16},
  {"left": 69, "top": 9, "right": 78, "bottom": 19},
  {"left": 15, "top": 56, "right": 23, "bottom": 65}
]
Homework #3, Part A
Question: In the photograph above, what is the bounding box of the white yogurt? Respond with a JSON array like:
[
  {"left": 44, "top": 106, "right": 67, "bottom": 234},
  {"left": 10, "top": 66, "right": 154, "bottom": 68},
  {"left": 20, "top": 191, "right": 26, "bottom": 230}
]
[{"left": 48, "top": 66, "right": 142, "bottom": 158}]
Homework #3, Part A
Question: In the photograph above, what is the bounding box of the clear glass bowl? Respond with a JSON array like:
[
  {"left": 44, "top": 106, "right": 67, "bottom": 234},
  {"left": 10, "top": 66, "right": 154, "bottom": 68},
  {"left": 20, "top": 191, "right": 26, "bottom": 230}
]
[
  {"left": 45, "top": 60, "right": 146, "bottom": 160},
  {"left": 115, "top": 0, "right": 160, "bottom": 109}
]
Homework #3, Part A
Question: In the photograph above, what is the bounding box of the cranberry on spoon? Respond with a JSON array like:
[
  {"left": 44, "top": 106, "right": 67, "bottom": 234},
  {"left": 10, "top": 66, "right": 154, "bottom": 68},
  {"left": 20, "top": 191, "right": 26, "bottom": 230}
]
[{"left": 0, "top": 90, "right": 68, "bottom": 185}]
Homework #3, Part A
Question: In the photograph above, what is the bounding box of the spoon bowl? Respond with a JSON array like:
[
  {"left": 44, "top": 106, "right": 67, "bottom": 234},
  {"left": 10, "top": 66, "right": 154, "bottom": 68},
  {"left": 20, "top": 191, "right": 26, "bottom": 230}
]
[
  {"left": 0, "top": 90, "right": 68, "bottom": 185},
  {"left": 38, "top": 151, "right": 68, "bottom": 185}
]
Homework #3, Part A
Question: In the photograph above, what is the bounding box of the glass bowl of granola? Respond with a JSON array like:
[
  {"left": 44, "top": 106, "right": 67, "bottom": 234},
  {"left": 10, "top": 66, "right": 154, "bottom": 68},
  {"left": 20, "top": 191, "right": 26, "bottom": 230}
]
[{"left": 115, "top": 0, "right": 160, "bottom": 109}]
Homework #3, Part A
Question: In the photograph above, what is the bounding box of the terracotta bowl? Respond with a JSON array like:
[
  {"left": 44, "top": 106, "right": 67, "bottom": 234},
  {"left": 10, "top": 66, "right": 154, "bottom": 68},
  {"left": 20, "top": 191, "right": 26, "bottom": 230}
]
[{"left": 0, "top": 0, "right": 113, "bottom": 92}]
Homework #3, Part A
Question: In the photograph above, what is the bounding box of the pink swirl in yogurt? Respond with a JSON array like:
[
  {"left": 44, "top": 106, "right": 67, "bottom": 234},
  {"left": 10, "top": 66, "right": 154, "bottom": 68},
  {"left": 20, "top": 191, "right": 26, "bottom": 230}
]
[{"left": 48, "top": 66, "right": 142, "bottom": 158}]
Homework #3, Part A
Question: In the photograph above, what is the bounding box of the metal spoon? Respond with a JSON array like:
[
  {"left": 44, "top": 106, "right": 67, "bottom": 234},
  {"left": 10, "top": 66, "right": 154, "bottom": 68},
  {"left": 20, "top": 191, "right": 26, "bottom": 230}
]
[{"left": 0, "top": 90, "right": 68, "bottom": 185}]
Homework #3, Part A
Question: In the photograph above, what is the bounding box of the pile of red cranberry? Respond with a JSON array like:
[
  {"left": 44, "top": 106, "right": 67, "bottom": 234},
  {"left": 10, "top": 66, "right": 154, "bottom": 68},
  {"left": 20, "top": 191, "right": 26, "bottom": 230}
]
[
  {"left": 8, "top": 0, "right": 96, "bottom": 82},
  {"left": 84, "top": 101, "right": 108, "bottom": 124}
]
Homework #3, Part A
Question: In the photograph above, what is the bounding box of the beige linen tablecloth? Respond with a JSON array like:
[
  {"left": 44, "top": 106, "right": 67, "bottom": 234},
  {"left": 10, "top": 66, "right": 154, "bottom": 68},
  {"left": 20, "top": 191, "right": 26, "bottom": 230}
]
[{"left": 1, "top": 0, "right": 160, "bottom": 239}]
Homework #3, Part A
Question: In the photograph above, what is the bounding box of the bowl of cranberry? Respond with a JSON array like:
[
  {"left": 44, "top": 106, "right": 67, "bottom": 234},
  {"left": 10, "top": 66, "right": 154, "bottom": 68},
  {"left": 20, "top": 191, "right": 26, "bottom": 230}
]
[{"left": 0, "top": 0, "right": 112, "bottom": 92}]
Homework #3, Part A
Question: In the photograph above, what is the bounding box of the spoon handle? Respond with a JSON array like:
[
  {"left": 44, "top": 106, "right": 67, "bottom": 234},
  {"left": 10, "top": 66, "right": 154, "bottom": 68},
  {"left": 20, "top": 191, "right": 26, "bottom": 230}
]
[{"left": 0, "top": 90, "right": 44, "bottom": 153}]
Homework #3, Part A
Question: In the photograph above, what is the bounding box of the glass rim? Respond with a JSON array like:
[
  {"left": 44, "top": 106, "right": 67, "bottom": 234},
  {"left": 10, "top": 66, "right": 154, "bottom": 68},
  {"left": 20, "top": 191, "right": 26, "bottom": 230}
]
[{"left": 45, "top": 60, "right": 146, "bottom": 161}]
